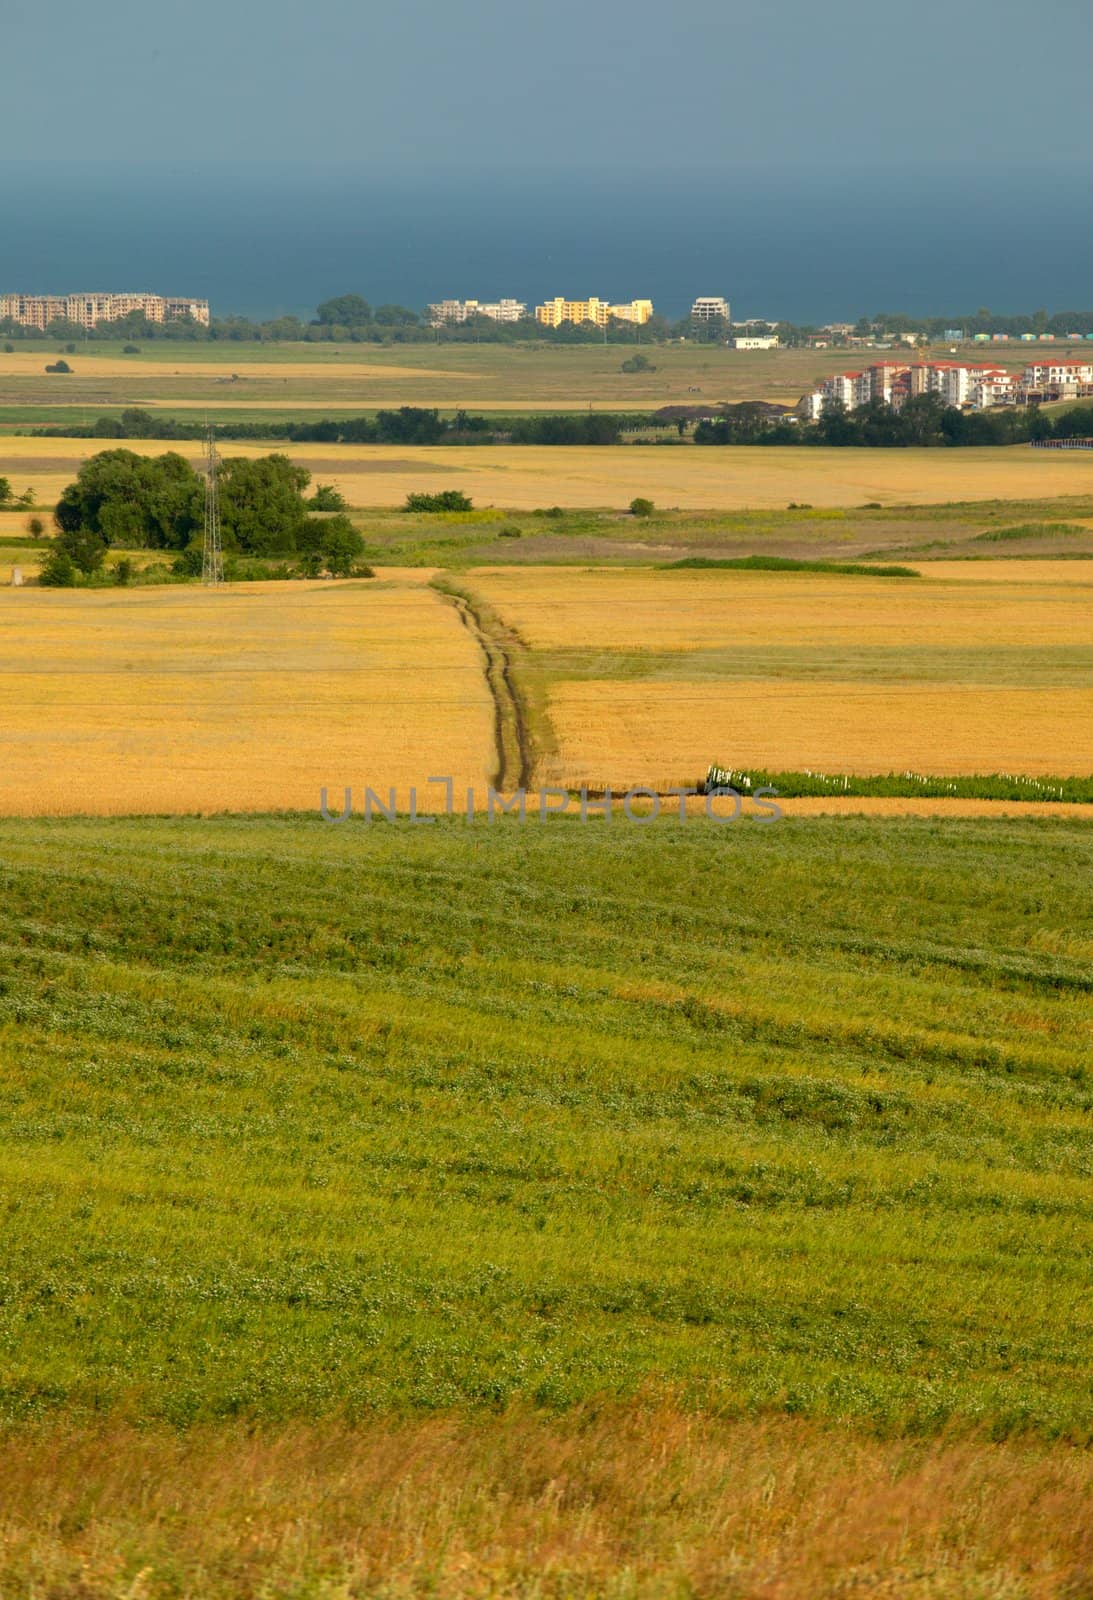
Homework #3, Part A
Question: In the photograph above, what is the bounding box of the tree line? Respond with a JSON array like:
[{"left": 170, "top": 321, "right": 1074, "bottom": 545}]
[
  {"left": 33, "top": 407, "right": 644, "bottom": 446},
  {"left": 694, "top": 395, "right": 1093, "bottom": 447}
]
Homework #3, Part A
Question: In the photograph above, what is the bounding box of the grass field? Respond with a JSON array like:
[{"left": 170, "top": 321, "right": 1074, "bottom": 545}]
[
  {"left": 2, "top": 338, "right": 1092, "bottom": 422},
  {"left": 0, "top": 812, "right": 1089, "bottom": 1595},
  {"left": 4, "top": 433, "right": 1093, "bottom": 512}
]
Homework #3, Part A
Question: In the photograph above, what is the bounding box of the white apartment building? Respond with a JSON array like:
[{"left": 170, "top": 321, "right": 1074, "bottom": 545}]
[
  {"left": 0, "top": 291, "right": 210, "bottom": 330},
  {"left": 1020, "top": 360, "right": 1093, "bottom": 390},
  {"left": 691, "top": 295, "right": 731, "bottom": 323},
  {"left": 427, "top": 298, "right": 527, "bottom": 326},
  {"left": 803, "top": 360, "right": 1020, "bottom": 419}
]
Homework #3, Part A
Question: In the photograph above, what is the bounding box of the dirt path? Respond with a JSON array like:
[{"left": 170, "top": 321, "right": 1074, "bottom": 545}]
[{"left": 431, "top": 578, "right": 533, "bottom": 791}]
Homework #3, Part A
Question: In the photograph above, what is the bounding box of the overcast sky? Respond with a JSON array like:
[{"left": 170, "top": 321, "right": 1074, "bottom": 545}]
[{"left": 3, "top": 0, "right": 1091, "bottom": 170}]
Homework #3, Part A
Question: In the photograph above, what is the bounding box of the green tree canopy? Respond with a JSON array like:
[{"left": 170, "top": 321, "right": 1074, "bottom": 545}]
[
  {"left": 314, "top": 295, "right": 372, "bottom": 327},
  {"left": 54, "top": 450, "right": 204, "bottom": 550},
  {"left": 218, "top": 454, "right": 312, "bottom": 555}
]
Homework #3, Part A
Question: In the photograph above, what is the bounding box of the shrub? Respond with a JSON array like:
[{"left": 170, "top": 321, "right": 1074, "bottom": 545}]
[
  {"left": 26, "top": 516, "right": 45, "bottom": 537},
  {"left": 630, "top": 497, "right": 655, "bottom": 517},
  {"left": 113, "top": 558, "right": 134, "bottom": 586},
  {"left": 38, "top": 547, "right": 78, "bottom": 587},
  {"left": 308, "top": 484, "right": 348, "bottom": 511},
  {"left": 404, "top": 490, "right": 473, "bottom": 513},
  {"left": 498, "top": 525, "right": 522, "bottom": 539},
  {"left": 45, "top": 359, "right": 72, "bottom": 374},
  {"left": 122, "top": 344, "right": 141, "bottom": 354},
  {"left": 172, "top": 545, "right": 204, "bottom": 577},
  {"left": 3, "top": 342, "right": 13, "bottom": 353},
  {"left": 621, "top": 353, "right": 656, "bottom": 373}
]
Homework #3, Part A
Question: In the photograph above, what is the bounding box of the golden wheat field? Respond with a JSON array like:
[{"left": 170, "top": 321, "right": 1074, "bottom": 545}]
[
  {"left": 3, "top": 435, "right": 1093, "bottom": 509},
  {"left": 548, "top": 680, "right": 1091, "bottom": 783},
  {"left": 0, "top": 579, "right": 493, "bottom": 815},
  {"left": 470, "top": 564, "right": 1093, "bottom": 651},
  {"left": 467, "top": 566, "right": 1093, "bottom": 784}
]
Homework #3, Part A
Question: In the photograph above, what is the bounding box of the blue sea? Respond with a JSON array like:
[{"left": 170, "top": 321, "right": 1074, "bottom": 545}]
[{"left": 2, "top": 163, "right": 1090, "bottom": 325}]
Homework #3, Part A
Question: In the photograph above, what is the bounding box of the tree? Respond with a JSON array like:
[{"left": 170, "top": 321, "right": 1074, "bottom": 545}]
[
  {"left": 308, "top": 484, "right": 348, "bottom": 511},
  {"left": 56, "top": 526, "right": 107, "bottom": 575},
  {"left": 320, "top": 515, "right": 364, "bottom": 576},
  {"left": 630, "top": 497, "right": 655, "bottom": 517},
  {"left": 373, "top": 304, "right": 420, "bottom": 327},
  {"left": 0, "top": 477, "right": 11, "bottom": 505},
  {"left": 55, "top": 450, "right": 204, "bottom": 551},
  {"left": 218, "top": 454, "right": 312, "bottom": 555},
  {"left": 315, "top": 295, "right": 372, "bottom": 327}
]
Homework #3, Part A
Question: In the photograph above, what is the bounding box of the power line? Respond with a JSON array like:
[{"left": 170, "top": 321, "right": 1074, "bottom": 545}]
[{"left": 202, "top": 422, "right": 224, "bottom": 586}]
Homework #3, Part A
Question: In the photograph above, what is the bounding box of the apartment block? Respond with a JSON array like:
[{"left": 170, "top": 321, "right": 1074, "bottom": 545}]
[
  {"left": 427, "top": 298, "right": 527, "bottom": 326},
  {"left": 535, "top": 297, "right": 653, "bottom": 327},
  {"left": 803, "top": 359, "right": 1020, "bottom": 419},
  {"left": 0, "top": 292, "right": 210, "bottom": 330},
  {"left": 690, "top": 295, "right": 731, "bottom": 323}
]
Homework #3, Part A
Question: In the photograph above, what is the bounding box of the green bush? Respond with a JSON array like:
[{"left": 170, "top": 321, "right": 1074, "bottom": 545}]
[
  {"left": 308, "top": 484, "right": 348, "bottom": 511},
  {"left": 404, "top": 490, "right": 473, "bottom": 513},
  {"left": 38, "top": 547, "right": 78, "bottom": 587},
  {"left": 630, "top": 497, "right": 655, "bottom": 517}
]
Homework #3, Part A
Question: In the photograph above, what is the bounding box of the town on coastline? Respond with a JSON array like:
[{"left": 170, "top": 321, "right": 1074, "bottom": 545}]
[{"left": 3, "top": 287, "right": 1093, "bottom": 415}]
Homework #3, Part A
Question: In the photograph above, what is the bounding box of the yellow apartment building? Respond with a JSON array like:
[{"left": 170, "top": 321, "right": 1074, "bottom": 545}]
[{"left": 535, "top": 297, "right": 653, "bottom": 327}]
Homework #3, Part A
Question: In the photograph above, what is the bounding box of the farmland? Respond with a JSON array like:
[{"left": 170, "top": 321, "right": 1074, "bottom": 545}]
[
  {"left": 463, "top": 563, "right": 1093, "bottom": 789},
  {"left": 4, "top": 432, "right": 1093, "bottom": 514},
  {"left": 0, "top": 340, "right": 927, "bottom": 418},
  {"left": 2, "top": 337, "right": 1093, "bottom": 424},
  {"left": 0, "top": 811, "right": 1089, "bottom": 1595},
  {"left": 2, "top": 339, "right": 1092, "bottom": 1599},
  {"left": 0, "top": 577, "right": 492, "bottom": 815}
]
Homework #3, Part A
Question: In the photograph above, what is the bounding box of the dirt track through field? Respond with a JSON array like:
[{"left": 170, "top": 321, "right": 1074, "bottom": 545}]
[{"left": 434, "top": 580, "right": 533, "bottom": 791}]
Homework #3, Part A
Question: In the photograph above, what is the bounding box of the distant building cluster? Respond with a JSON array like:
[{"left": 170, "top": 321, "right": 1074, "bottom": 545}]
[
  {"left": 425, "top": 295, "right": 656, "bottom": 328},
  {"left": 535, "top": 297, "right": 654, "bottom": 327},
  {"left": 424, "top": 292, "right": 774, "bottom": 336},
  {"left": 426, "top": 298, "right": 527, "bottom": 326},
  {"left": 802, "top": 358, "right": 1093, "bottom": 418},
  {"left": 0, "top": 291, "right": 210, "bottom": 330}
]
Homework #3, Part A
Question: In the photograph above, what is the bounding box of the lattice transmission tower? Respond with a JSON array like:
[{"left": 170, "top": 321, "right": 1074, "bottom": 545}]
[{"left": 202, "top": 423, "right": 224, "bottom": 585}]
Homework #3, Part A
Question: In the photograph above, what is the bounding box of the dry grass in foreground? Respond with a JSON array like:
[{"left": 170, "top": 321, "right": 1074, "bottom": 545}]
[{"left": 1, "top": 1409, "right": 1089, "bottom": 1600}]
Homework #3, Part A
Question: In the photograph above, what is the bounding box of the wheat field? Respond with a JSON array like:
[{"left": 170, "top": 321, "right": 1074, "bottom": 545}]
[
  {"left": 3, "top": 435, "right": 1093, "bottom": 510},
  {"left": 469, "top": 564, "right": 1093, "bottom": 651},
  {"left": 548, "top": 680, "right": 1091, "bottom": 782},
  {"left": 466, "top": 565, "right": 1093, "bottom": 784},
  {"left": 0, "top": 578, "right": 493, "bottom": 815}
]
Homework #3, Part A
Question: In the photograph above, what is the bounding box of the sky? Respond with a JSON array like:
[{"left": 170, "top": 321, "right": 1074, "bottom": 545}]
[
  {"left": 2, "top": 1, "right": 1091, "bottom": 321},
  {"left": 3, "top": 0, "right": 1091, "bottom": 171}
]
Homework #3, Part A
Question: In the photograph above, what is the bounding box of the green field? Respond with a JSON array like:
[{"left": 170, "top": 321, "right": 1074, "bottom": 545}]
[
  {"left": 4, "top": 337, "right": 1091, "bottom": 424},
  {"left": 2, "top": 812, "right": 1089, "bottom": 1432}
]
